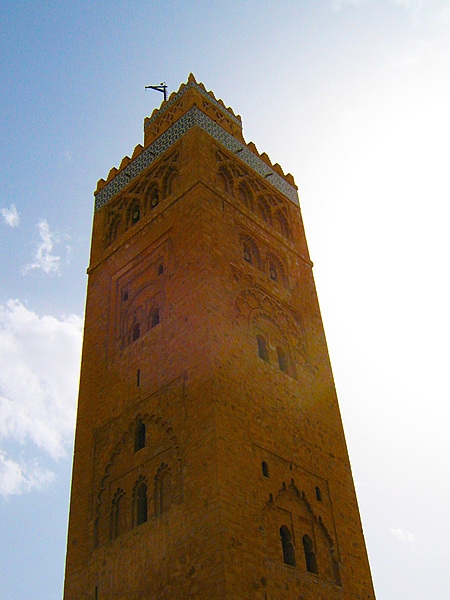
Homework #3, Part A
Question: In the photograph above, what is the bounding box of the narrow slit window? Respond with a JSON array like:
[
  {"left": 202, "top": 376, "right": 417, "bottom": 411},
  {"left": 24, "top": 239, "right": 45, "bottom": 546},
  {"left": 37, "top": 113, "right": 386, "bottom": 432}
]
[
  {"left": 243, "top": 241, "right": 252, "bottom": 264},
  {"left": 262, "top": 461, "right": 269, "bottom": 478},
  {"left": 277, "top": 346, "right": 288, "bottom": 373},
  {"left": 136, "top": 482, "right": 148, "bottom": 526},
  {"left": 134, "top": 421, "right": 146, "bottom": 452},
  {"left": 132, "top": 322, "right": 140, "bottom": 342},
  {"left": 150, "top": 307, "right": 160, "bottom": 329},
  {"left": 269, "top": 262, "right": 278, "bottom": 282},
  {"left": 257, "top": 334, "right": 269, "bottom": 362}
]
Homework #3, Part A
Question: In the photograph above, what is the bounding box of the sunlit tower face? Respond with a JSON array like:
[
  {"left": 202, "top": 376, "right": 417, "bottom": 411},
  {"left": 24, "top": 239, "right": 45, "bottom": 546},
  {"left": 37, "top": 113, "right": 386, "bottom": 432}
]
[{"left": 63, "top": 75, "right": 375, "bottom": 600}]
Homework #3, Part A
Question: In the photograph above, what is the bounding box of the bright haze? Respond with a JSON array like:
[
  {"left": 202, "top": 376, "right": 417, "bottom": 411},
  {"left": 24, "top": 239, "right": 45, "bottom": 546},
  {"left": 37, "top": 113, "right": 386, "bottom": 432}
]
[{"left": 0, "top": 1, "right": 449, "bottom": 598}]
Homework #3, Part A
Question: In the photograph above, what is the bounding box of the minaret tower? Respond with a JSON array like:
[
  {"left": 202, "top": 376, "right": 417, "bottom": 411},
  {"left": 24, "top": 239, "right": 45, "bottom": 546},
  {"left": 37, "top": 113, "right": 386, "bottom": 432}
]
[{"left": 64, "top": 74, "right": 375, "bottom": 599}]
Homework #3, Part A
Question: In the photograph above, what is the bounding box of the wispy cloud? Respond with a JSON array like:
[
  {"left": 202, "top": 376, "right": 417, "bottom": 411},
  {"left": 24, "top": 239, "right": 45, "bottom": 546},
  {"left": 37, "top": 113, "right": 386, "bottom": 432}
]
[
  {"left": 332, "top": 0, "right": 367, "bottom": 10},
  {"left": 0, "top": 300, "right": 83, "bottom": 496},
  {"left": 332, "top": 0, "right": 425, "bottom": 12},
  {"left": 0, "top": 453, "right": 55, "bottom": 496},
  {"left": 390, "top": 527, "right": 416, "bottom": 550},
  {"left": 1, "top": 204, "right": 20, "bottom": 227},
  {"left": 23, "top": 220, "right": 68, "bottom": 275},
  {"left": 392, "top": 0, "right": 423, "bottom": 10}
]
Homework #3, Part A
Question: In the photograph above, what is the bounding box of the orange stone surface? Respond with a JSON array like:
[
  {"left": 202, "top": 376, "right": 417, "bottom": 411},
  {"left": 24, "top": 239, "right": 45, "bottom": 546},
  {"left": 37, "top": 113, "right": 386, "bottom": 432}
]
[{"left": 63, "top": 76, "right": 375, "bottom": 600}]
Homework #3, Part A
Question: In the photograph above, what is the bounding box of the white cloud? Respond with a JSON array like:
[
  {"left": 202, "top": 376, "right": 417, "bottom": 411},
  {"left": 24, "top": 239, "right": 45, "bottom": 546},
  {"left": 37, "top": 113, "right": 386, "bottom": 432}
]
[
  {"left": 0, "top": 452, "right": 55, "bottom": 496},
  {"left": 332, "top": 0, "right": 426, "bottom": 13},
  {"left": 390, "top": 528, "right": 416, "bottom": 548},
  {"left": 1, "top": 204, "right": 20, "bottom": 227},
  {"left": 23, "top": 220, "right": 66, "bottom": 275},
  {"left": 0, "top": 300, "right": 83, "bottom": 496},
  {"left": 332, "top": 0, "right": 367, "bottom": 10}
]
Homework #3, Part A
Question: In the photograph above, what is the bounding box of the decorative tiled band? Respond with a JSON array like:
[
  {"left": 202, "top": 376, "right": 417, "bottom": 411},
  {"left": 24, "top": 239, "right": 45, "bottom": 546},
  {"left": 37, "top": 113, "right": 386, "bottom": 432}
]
[
  {"left": 95, "top": 107, "right": 299, "bottom": 211},
  {"left": 144, "top": 80, "right": 242, "bottom": 129}
]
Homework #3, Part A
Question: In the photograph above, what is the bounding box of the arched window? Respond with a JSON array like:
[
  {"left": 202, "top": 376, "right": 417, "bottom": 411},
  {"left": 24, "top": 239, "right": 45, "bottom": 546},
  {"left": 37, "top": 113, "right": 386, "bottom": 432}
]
[
  {"left": 275, "top": 211, "right": 291, "bottom": 239},
  {"left": 262, "top": 461, "right": 269, "bottom": 478},
  {"left": 218, "top": 166, "right": 233, "bottom": 194},
  {"left": 150, "top": 306, "right": 160, "bottom": 329},
  {"left": 160, "top": 470, "right": 171, "bottom": 514},
  {"left": 132, "top": 322, "right": 140, "bottom": 342},
  {"left": 155, "top": 465, "right": 172, "bottom": 516},
  {"left": 266, "top": 253, "right": 287, "bottom": 288},
  {"left": 303, "top": 535, "right": 318, "bottom": 574},
  {"left": 242, "top": 237, "right": 260, "bottom": 268},
  {"left": 257, "top": 334, "right": 269, "bottom": 362},
  {"left": 315, "top": 486, "right": 322, "bottom": 501},
  {"left": 135, "top": 482, "right": 148, "bottom": 526},
  {"left": 157, "top": 263, "right": 164, "bottom": 276},
  {"left": 134, "top": 421, "right": 146, "bottom": 452},
  {"left": 243, "top": 241, "right": 253, "bottom": 264},
  {"left": 277, "top": 346, "right": 288, "bottom": 374},
  {"left": 164, "top": 168, "right": 178, "bottom": 196},
  {"left": 280, "top": 525, "right": 296, "bottom": 566},
  {"left": 110, "top": 489, "right": 125, "bottom": 540},
  {"left": 238, "top": 182, "right": 254, "bottom": 211},
  {"left": 269, "top": 262, "right": 278, "bottom": 282},
  {"left": 149, "top": 188, "right": 159, "bottom": 209},
  {"left": 131, "top": 204, "right": 140, "bottom": 225},
  {"left": 258, "top": 198, "right": 272, "bottom": 224},
  {"left": 108, "top": 217, "right": 123, "bottom": 245}
]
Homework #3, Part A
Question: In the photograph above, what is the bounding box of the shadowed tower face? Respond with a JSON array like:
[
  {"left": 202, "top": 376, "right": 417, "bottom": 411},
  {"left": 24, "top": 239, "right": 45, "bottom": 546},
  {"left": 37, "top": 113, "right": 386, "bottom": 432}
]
[{"left": 63, "top": 74, "right": 376, "bottom": 600}]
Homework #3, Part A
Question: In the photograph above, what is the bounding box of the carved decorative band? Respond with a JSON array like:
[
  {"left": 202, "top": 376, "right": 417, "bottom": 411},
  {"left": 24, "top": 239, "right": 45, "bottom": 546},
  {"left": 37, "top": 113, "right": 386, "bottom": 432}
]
[{"left": 95, "top": 107, "right": 299, "bottom": 211}]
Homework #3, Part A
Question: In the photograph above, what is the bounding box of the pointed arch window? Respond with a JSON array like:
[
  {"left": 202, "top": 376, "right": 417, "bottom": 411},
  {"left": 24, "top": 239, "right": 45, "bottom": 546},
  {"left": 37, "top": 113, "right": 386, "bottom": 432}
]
[
  {"left": 164, "top": 168, "right": 178, "bottom": 197},
  {"left": 134, "top": 420, "right": 146, "bottom": 452},
  {"left": 218, "top": 166, "right": 233, "bottom": 194},
  {"left": 155, "top": 465, "right": 172, "bottom": 516},
  {"left": 266, "top": 253, "right": 287, "bottom": 288},
  {"left": 303, "top": 535, "right": 318, "bottom": 574},
  {"left": 275, "top": 211, "right": 291, "bottom": 240},
  {"left": 238, "top": 182, "right": 254, "bottom": 211},
  {"left": 277, "top": 346, "right": 289, "bottom": 374},
  {"left": 149, "top": 188, "right": 159, "bottom": 209},
  {"left": 280, "top": 525, "right": 296, "bottom": 567},
  {"left": 242, "top": 237, "right": 260, "bottom": 268},
  {"left": 109, "top": 217, "right": 122, "bottom": 245},
  {"left": 110, "top": 489, "right": 126, "bottom": 540},
  {"left": 243, "top": 241, "right": 253, "bottom": 264},
  {"left": 131, "top": 204, "right": 141, "bottom": 225},
  {"left": 150, "top": 306, "right": 160, "bottom": 329},
  {"left": 258, "top": 198, "right": 272, "bottom": 224},
  {"left": 257, "top": 334, "right": 269, "bottom": 362},
  {"left": 131, "top": 322, "right": 140, "bottom": 342},
  {"left": 135, "top": 482, "right": 148, "bottom": 526},
  {"left": 269, "top": 262, "right": 278, "bottom": 282}
]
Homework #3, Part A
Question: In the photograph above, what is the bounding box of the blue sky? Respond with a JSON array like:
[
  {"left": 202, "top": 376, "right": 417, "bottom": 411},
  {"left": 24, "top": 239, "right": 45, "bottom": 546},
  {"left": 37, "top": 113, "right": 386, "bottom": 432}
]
[{"left": 1, "top": 1, "right": 449, "bottom": 598}]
